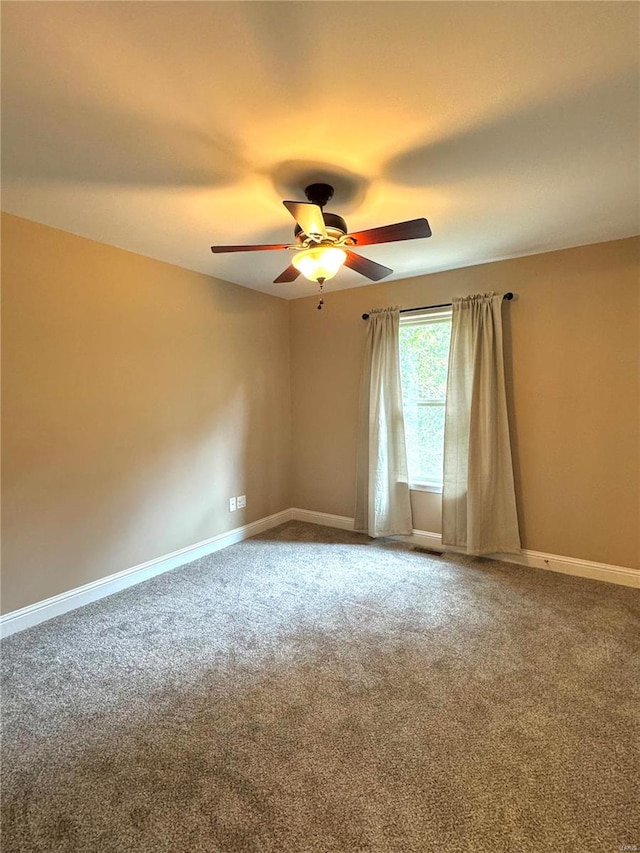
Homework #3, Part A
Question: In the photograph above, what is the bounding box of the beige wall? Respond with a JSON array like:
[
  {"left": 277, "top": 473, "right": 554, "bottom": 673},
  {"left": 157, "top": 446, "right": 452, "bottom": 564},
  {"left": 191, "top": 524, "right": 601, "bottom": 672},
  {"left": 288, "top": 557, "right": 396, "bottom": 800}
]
[
  {"left": 290, "top": 238, "right": 640, "bottom": 569},
  {"left": 1, "top": 214, "right": 291, "bottom": 613},
  {"left": 2, "top": 218, "right": 639, "bottom": 616}
]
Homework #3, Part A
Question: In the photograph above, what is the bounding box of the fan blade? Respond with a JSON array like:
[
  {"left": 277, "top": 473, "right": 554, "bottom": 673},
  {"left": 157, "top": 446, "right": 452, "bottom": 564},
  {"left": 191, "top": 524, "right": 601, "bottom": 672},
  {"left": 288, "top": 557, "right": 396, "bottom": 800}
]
[
  {"left": 211, "top": 243, "right": 292, "bottom": 254},
  {"left": 273, "top": 264, "right": 301, "bottom": 284},
  {"left": 344, "top": 251, "right": 392, "bottom": 282},
  {"left": 283, "top": 201, "right": 327, "bottom": 240},
  {"left": 348, "top": 218, "right": 431, "bottom": 247}
]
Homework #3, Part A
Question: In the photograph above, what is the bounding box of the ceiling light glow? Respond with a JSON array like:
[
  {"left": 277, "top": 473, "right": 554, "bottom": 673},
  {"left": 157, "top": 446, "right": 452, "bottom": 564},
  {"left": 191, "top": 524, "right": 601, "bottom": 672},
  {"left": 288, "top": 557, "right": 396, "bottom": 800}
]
[{"left": 292, "top": 246, "right": 347, "bottom": 282}]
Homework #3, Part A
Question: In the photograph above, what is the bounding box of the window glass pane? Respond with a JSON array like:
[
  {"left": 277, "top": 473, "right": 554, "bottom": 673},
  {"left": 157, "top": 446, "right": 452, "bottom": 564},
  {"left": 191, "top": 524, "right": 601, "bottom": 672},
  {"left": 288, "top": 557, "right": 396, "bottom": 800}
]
[
  {"left": 399, "top": 320, "right": 451, "bottom": 401},
  {"left": 403, "top": 404, "right": 446, "bottom": 483},
  {"left": 399, "top": 315, "right": 451, "bottom": 485}
]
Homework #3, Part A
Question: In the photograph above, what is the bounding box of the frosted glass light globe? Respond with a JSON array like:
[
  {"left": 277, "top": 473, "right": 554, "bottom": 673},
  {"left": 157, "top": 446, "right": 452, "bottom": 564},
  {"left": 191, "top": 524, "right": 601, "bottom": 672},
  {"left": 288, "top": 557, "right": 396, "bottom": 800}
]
[{"left": 292, "top": 246, "right": 347, "bottom": 282}]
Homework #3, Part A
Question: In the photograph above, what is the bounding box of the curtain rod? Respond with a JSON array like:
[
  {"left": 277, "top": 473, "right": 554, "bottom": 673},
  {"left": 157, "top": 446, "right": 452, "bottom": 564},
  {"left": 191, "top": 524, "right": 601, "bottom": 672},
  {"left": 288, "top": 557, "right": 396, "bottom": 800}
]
[{"left": 361, "top": 292, "right": 514, "bottom": 320}]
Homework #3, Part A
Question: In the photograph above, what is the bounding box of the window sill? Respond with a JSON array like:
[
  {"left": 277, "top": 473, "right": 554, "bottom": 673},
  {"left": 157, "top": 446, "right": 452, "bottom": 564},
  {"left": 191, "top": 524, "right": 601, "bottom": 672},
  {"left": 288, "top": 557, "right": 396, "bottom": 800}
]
[{"left": 409, "top": 482, "right": 443, "bottom": 494}]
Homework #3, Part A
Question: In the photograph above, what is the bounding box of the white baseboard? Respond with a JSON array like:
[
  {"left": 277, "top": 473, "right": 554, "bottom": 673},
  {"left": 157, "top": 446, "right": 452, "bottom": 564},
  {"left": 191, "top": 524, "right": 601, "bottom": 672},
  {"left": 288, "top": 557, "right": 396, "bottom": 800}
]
[
  {"left": 0, "top": 508, "right": 294, "bottom": 638},
  {"left": 290, "top": 507, "right": 355, "bottom": 531},
  {"left": 511, "top": 548, "right": 640, "bottom": 588},
  {"left": 289, "top": 508, "right": 640, "bottom": 589},
  {"left": 3, "top": 506, "right": 637, "bottom": 638}
]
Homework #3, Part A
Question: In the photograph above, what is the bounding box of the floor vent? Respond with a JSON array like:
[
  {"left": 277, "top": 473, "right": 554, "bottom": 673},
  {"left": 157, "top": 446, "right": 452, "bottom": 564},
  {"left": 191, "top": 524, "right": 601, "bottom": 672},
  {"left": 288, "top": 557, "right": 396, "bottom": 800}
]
[{"left": 412, "top": 546, "right": 443, "bottom": 556}]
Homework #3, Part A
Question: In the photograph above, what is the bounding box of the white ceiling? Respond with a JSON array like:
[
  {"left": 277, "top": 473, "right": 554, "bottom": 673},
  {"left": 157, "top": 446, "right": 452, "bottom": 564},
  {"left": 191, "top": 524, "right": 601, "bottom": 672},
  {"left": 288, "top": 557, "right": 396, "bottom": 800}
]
[{"left": 2, "top": 2, "right": 639, "bottom": 299}]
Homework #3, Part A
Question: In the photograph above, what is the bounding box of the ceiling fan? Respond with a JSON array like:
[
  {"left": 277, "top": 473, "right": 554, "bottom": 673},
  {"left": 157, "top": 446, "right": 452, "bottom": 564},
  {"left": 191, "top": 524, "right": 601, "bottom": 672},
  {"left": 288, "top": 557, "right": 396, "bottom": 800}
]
[{"left": 211, "top": 183, "right": 432, "bottom": 299}]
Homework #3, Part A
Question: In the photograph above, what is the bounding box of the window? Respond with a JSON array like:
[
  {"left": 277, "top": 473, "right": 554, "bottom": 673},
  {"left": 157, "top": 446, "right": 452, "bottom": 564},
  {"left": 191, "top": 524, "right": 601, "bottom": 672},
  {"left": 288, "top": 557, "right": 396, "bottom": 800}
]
[{"left": 399, "top": 309, "right": 452, "bottom": 492}]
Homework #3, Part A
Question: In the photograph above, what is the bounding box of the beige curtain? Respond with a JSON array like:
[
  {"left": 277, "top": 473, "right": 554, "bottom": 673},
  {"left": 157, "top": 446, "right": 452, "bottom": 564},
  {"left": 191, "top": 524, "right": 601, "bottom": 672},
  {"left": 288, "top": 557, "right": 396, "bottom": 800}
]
[
  {"left": 442, "top": 293, "right": 520, "bottom": 555},
  {"left": 354, "top": 307, "right": 413, "bottom": 538}
]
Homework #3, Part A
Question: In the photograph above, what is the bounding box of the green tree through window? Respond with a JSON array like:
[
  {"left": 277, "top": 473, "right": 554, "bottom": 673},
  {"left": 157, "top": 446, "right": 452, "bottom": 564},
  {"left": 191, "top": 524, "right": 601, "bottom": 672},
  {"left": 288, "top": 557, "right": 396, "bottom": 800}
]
[{"left": 399, "top": 311, "right": 452, "bottom": 488}]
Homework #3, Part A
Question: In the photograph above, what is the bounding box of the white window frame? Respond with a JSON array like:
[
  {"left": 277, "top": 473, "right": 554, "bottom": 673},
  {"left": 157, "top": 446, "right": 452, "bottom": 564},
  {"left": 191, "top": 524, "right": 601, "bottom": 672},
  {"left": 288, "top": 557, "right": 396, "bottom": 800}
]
[{"left": 399, "top": 308, "right": 452, "bottom": 493}]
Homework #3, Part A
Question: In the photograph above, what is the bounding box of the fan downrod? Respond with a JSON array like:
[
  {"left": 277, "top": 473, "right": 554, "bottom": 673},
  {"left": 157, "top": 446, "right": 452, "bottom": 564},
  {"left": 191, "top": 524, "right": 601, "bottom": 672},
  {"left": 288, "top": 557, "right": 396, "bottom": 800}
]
[{"left": 304, "top": 183, "right": 334, "bottom": 209}]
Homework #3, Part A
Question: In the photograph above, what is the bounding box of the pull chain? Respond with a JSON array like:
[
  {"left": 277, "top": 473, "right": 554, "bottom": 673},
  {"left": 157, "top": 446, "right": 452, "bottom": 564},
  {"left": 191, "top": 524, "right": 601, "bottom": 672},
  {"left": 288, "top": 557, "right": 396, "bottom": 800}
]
[{"left": 317, "top": 277, "right": 325, "bottom": 310}]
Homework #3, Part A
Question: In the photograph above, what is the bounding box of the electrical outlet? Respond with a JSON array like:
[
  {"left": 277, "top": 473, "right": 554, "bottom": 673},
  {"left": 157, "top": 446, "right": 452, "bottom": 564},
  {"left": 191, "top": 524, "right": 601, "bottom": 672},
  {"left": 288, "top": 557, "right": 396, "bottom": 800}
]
[
  {"left": 237, "top": 495, "right": 246, "bottom": 509},
  {"left": 229, "top": 497, "right": 237, "bottom": 512}
]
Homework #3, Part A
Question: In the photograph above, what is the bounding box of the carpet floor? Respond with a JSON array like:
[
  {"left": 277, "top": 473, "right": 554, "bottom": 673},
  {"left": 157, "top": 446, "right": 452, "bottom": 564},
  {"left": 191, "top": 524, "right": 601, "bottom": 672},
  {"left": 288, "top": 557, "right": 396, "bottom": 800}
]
[{"left": 1, "top": 521, "right": 639, "bottom": 852}]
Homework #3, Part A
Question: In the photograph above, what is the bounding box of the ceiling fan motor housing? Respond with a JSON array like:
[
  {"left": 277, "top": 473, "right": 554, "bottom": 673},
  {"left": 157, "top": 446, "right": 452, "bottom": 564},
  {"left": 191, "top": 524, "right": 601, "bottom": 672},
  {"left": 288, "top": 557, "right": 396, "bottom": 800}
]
[{"left": 295, "top": 212, "right": 348, "bottom": 242}]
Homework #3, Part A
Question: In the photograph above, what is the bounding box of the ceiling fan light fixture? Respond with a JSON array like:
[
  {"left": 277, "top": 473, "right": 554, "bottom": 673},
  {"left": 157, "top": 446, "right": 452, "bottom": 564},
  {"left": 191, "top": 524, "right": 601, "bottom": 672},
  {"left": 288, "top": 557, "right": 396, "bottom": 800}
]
[{"left": 292, "top": 246, "right": 347, "bottom": 282}]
